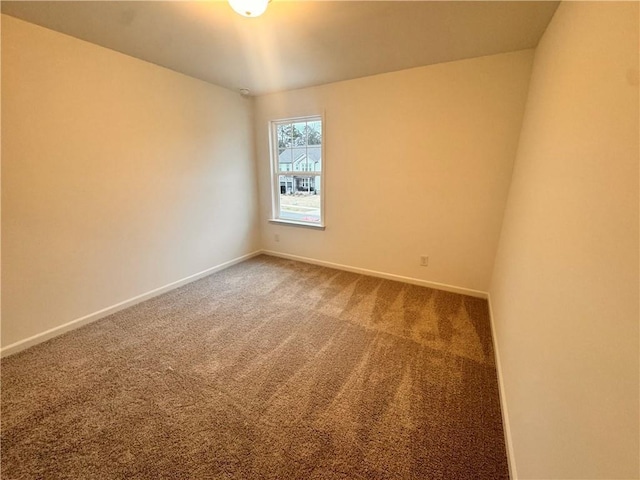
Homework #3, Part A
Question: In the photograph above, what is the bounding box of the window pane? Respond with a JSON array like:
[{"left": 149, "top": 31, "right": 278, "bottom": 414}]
[
  {"left": 278, "top": 175, "right": 321, "bottom": 224},
  {"left": 291, "top": 147, "right": 306, "bottom": 171},
  {"left": 277, "top": 123, "right": 292, "bottom": 153},
  {"left": 277, "top": 147, "right": 293, "bottom": 172},
  {"left": 292, "top": 122, "right": 306, "bottom": 146},
  {"left": 307, "top": 146, "right": 322, "bottom": 172},
  {"left": 307, "top": 121, "right": 321, "bottom": 145}
]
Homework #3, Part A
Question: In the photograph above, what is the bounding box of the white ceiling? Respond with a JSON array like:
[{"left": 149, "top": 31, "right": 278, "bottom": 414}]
[{"left": 2, "top": 1, "right": 559, "bottom": 96}]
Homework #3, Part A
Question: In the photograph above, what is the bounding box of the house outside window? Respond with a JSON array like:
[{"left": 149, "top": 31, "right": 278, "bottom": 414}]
[{"left": 269, "top": 115, "right": 324, "bottom": 227}]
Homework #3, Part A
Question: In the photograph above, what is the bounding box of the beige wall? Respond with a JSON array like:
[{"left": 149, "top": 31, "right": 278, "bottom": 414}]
[
  {"left": 255, "top": 50, "right": 534, "bottom": 293},
  {"left": 490, "top": 2, "right": 639, "bottom": 479},
  {"left": 1, "top": 15, "right": 259, "bottom": 348}
]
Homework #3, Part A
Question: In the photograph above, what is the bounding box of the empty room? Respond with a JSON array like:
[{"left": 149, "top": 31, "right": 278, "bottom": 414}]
[{"left": 1, "top": 1, "right": 638, "bottom": 479}]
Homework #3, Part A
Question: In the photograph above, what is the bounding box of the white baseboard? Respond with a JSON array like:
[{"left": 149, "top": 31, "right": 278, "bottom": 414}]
[
  {"left": 487, "top": 293, "right": 518, "bottom": 480},
  {"left": 261, "top": 250, "right": 488, "bottom": 299},
  {"left": 2, "top": 248, "right": 488, "bottom": 359},
  {"left": 0, "top": 250, "right": 262, "bottom": 358}
]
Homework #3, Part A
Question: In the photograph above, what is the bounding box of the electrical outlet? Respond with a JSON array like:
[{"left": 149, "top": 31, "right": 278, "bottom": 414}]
[
  {"left": 274, "top": 234, "right": 280, "bottom": 242},
  {"left": 420, "top": 255, "right": 429, "bottom": 267}
]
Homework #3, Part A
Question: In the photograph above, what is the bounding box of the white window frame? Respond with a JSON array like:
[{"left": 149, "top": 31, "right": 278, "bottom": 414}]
[{"left": 268, "top": 114, "right": 325, "bottom": 229}]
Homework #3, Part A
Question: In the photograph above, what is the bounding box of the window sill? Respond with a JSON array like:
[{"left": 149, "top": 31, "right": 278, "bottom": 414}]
[{"left": 268, "top": 219, "right": 326, "bottom": 230}]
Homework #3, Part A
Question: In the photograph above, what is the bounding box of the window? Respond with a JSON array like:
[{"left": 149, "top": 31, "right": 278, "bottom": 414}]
[{"left": 269, "top": 115, "right": 324, "bottom": 227}]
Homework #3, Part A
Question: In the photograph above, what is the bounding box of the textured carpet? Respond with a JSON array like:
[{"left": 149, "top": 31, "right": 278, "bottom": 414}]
[{"left": 1, "top": 255, "right": 509, "bottom": 479}]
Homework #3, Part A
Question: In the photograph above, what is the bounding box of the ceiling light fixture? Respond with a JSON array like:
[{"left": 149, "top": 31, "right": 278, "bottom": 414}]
[{"left": 228, "top": 0, "right": 269, "bottom": 18}]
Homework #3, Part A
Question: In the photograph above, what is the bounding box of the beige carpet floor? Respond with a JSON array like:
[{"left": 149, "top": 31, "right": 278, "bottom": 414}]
[{"left": 1, "top": 255, "right": 509, "bottom": 479}]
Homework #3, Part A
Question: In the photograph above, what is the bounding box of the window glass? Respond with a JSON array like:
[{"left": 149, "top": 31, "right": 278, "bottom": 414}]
[{"left": 277, "top": 175, "right": 321, "bottom": 224}]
